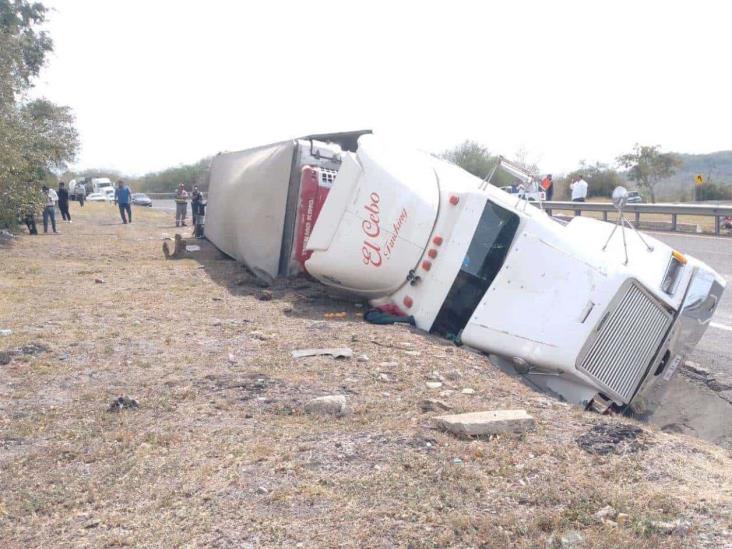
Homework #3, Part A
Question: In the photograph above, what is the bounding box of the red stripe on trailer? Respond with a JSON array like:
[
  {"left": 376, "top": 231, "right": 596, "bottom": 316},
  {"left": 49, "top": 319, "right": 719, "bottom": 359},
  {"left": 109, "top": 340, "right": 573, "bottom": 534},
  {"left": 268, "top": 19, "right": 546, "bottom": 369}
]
[
  {"left": 294, "top": 166, "right": 334, "bottom": 268},
  {"left": 294, "top": 167, "right": 319, "bottom": 266}
]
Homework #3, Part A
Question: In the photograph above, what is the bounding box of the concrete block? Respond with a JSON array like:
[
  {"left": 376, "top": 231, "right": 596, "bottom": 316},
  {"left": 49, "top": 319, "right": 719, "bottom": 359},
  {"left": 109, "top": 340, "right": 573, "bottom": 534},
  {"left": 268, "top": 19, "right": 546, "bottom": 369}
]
[{"left": 433, "top": 410, "right": 535, "bottom": 436}]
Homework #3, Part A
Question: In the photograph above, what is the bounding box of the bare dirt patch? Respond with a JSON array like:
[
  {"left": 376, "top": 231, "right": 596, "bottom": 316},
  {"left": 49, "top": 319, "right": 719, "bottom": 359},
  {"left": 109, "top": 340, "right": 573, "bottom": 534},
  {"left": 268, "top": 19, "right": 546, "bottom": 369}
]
[{"left": 0, "top": 203, "right": 731, "bottom": 547}]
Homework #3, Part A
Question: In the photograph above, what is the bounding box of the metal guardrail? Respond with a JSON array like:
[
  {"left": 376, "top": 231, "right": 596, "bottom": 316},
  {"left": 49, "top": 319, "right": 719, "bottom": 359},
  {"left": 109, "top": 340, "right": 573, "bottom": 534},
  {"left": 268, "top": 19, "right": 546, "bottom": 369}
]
[
  {"left": 146, "top": 192, "right": 207, "bottom": 199},
  {"left": 543, "top": 201, "right": 732, "bottom": 235}
]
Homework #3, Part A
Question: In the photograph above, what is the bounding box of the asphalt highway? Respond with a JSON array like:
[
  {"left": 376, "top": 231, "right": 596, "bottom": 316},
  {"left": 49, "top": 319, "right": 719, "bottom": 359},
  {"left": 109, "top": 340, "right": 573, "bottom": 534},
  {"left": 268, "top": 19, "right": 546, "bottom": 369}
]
[{"left": 152, "top": 198, "right": 176, "bottom": 212}]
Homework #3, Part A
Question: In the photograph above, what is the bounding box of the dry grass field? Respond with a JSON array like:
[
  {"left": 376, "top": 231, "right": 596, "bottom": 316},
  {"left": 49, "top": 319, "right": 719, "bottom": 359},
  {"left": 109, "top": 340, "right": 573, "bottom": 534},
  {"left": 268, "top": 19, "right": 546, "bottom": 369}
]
[{"left": 0, "top": 203, "right": 731, "bottom": 547}]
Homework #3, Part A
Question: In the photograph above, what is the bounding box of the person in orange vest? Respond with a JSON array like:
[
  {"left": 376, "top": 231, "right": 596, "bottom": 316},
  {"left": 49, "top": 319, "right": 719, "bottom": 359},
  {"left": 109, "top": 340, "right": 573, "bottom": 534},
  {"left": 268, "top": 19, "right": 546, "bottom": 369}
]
[{"left": 541, "top": 174, "right": 554, "bottom": 201}]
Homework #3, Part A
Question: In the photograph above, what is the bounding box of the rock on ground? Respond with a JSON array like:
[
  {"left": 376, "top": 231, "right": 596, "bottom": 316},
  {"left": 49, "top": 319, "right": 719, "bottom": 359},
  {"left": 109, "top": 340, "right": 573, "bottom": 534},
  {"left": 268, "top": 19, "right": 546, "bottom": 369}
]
[
  {"left": 304, "top": 395, "right": 348, "bottom": 417},
  {"left": 434, "top": 410, "right": 535, "bottom": 437},
  {"left": 594, "top": 505, "right": 617, "bottom": 522}
]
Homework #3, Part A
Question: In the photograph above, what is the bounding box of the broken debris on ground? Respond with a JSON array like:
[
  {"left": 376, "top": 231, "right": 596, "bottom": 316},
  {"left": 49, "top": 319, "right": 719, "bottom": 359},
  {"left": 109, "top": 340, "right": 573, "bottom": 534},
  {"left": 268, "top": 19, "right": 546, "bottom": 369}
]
[
  {"left": 107, "top": 396, "right": 140, "bottom": 413},
  {"left": 419, "top": 399, "right": 452, "bottom": 413},
  {"left": 576, "top": 422, "right": 648, "bottom": 455},
  {"left": 291, "top": 348, "right": 353, "bottom": 359}
]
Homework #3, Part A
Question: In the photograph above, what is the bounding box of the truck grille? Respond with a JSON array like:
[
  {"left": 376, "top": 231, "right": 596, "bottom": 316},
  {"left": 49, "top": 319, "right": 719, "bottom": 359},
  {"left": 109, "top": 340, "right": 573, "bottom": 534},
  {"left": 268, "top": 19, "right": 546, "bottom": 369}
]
[{"left": 578, "top": 282, "right": 672, "bottom": 403}]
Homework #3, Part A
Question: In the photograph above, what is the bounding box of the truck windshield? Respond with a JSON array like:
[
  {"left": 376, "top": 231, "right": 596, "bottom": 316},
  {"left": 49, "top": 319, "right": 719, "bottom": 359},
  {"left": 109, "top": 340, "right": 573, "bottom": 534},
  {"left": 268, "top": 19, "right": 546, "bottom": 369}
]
[{"left": 431, "top": 200, "right": 519, "bottom": 338}]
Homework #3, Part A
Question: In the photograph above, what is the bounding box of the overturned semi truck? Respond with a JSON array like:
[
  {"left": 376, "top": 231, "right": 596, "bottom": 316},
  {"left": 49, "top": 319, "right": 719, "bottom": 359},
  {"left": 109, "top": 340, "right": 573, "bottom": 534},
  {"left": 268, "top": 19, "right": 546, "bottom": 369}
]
[{"left": 205, "top": 131, "right": 725, "bottom": 414}]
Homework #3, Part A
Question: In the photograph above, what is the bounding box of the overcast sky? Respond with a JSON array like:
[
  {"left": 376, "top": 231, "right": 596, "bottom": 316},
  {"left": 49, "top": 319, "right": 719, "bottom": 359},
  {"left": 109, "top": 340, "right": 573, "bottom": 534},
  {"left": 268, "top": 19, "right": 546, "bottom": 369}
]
[{"left": 32, "top": 0, "right": 732, "bottom": 176}]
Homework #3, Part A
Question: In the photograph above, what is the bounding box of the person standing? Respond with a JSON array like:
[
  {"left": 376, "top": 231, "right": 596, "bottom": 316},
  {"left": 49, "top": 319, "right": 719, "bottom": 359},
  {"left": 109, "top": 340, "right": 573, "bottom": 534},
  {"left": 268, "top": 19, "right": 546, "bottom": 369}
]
[
  {"left": 191, "top": 185, "right": 202, "bottom": 229},
  {"left": 541, "top": 174, "right": 554, "bottom": 201},
  {"left": 570, "top": 175, "right": 589, "bottom": 202},
  {"left": 175, "top": 183, "right": 189, "bottom": 227},
  {"left": 57, "top": 182, "right": 71, "bottom": 222},
  {"left": 114, "top": 180, "right": 133, "bottom": 224},
  {"left": 41, "top": 185, "right": 58, "bottom": 233},
  {"left": 23, "top": 203, "right": 38, "bottom": 235},
  {"left": 77, "top": 182, "right": 86, "bottom": 206}
]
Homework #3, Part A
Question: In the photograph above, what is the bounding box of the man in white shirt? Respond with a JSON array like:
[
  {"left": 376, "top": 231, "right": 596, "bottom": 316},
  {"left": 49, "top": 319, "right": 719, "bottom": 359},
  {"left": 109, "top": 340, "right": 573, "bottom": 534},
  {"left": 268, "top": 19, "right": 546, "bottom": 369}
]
[
  {"left": 570, "top": 176, "right": 589, "bottom": 202},
  {"left": 41, "top": 185, "right": 59, "bottom": 233}
]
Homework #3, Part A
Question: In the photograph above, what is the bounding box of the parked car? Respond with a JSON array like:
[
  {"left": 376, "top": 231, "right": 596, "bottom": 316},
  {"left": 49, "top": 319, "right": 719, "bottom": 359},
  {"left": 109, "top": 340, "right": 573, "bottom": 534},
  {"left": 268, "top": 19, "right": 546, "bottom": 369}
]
[
  {"left": 86, "top": 192, "right": 109, "bottom": 202},
  {"left": 626, "top": 191, "right": 643, "bottom": 204},
  {"left": 132, "top": 193, "right": 153, "bottom": 207},
  {"left": 499, "top": 185, "right": 545, "bottom": 202}
]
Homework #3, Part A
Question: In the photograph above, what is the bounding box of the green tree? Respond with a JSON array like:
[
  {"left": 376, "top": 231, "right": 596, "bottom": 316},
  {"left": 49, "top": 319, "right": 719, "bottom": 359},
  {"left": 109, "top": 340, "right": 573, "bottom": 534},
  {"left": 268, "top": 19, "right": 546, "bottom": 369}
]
[
  {"left": 440, "top": 140, "right": 497, "bottom": 180},
  {"left": 0, "top": 0, "right": 78, "bottom": 229},
  {"left": 696, "top": 181, "right": 732, "bottom": 201},
  {"left": 563, "top": 161, "right": 626, "bottom": 199},
  {"left": 138, "top": 158, "right": 211, "bottom": 193},
  {"left": 616, "top": 144, "right": 681, "bottom": 204},
  {"left": 440, "top": 140, "right": 519, "bottom": 187}
]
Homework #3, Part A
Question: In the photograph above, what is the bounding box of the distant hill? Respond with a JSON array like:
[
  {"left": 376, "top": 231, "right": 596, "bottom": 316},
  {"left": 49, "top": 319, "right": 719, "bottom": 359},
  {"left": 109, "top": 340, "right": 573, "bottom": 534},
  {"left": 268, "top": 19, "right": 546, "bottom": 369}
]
[{"left": 655, "top": 150, "right": 732, "bottom": 201}]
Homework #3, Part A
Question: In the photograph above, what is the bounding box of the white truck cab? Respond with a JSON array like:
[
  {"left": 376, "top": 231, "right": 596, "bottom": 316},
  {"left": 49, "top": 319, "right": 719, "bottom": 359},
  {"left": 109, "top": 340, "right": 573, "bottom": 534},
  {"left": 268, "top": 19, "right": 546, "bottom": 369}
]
[
  {"left": 206, "top": 132, "right": 725, "bottom": 413},
  {"left": 92, "top": 178, "right": 114, "bottom": 195}
]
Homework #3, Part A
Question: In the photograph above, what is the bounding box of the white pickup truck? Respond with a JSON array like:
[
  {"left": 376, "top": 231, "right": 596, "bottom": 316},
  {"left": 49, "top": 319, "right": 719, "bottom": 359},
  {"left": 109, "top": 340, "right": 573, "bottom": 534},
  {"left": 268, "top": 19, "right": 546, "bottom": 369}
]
[{"left": 206, "top": 132, "right": 724, "bottom": 414}]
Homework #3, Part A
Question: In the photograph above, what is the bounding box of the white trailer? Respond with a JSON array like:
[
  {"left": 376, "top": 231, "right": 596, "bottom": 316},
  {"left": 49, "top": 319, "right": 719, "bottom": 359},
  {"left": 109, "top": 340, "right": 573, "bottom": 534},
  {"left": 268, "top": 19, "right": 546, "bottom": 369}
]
[{"left": 205, "top": 132, "right": 725, "bottom": 414}]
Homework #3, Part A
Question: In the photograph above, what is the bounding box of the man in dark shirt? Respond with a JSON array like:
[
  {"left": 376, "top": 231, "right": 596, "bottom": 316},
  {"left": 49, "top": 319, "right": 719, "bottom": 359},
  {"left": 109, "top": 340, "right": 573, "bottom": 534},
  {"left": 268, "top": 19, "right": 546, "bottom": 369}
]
[
  {"left": 191, "top": 185, "right": 202, "bottom": 229},
  {"left": 114, "top": 180, "right": 133, "bottom": 224},
  {"left": 22, "top": 203, "right": 38, "bottom": 235},
  {"left": 57, "top": 182, "right": 71, "bottom": 222}
]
